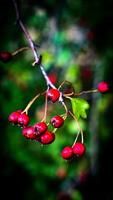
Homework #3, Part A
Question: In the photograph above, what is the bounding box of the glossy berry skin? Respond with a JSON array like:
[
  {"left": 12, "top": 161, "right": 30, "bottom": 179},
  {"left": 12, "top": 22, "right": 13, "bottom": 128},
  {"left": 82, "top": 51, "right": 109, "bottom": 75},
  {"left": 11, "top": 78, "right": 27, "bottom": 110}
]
[
  {"left": 47, "top": 88, "right": 60, "bottom": 103},
  {"left": 98, "top": 82, "right": 109, "bottom": 93},
  {"left": 50, "top": 115, "right": 64, "bottom": 128},
  {"left": 0, "top": 51, "right": 12, "bottom": 62},
  {"left": 72, "top": 142, "right": 85, "bottom": 156},
  {"left": 22, "top": 126, "right": 37, "bottom": 139},
  {"left": 61, "top": 146, "right": 73, "bottom": 160},
  {"left": 17, "top": 113, "right": 30, "bottom": 126},
  {"left": 40, "top": 131, "right": 55, "bottom": 144},
  {"left": 34, "top": 122, "right": 47, "bottom": 136},
  {"left": 8, "top": 111, "right": 21, "bottom": 124}
]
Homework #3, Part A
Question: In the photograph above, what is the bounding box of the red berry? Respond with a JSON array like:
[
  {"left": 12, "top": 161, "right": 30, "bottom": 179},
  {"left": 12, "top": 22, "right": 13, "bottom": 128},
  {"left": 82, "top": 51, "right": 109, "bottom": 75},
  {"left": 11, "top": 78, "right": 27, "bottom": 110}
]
[
  {"left": 47, "top": 88, "right": 60, "bottom": 103},
  {"left": 98, "top": 81, "right": 109, "bottom": 93},
  {"left": 0, "top": 51, "right": 12, "bottom": 62},
  {"left": 61, "top": 146, "right": 73, "bottom": 160},
  {"left": 50, "top": 115, "right": 64, "bottom": 128},
  {"left": 72, "top": 142, "right": 85, "bottom": 156},
  {"left": 40, "top": 131, "right": 55, "bottom": 144},
  {"left": 48, "top": 73, "right": 57, "bottom": 84},
  {"left": 8, "top": 111, "right": 21, "bottom": 124},
  {"left": 34, "top": 122, "right": 47, "bottom": 136},
  {"left": 17, "top": 113, "right": 30, "bottom": 126},
  {"left": 22, "top": 126, "right": 37, "bottom": 139}
]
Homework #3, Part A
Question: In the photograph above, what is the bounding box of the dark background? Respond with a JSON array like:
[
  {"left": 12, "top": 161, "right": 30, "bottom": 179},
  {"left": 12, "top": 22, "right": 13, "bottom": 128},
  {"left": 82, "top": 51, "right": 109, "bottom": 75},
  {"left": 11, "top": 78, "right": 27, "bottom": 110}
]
[{"left": 0, "top": 0, "right": 113, "bottom": 199}]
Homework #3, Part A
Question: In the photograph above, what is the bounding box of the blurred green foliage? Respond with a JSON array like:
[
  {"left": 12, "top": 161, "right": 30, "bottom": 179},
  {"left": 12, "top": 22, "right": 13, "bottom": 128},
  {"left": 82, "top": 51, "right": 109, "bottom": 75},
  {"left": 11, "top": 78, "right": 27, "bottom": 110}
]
[{"left": 0, "top": 0, "right": 113, "bottom": 200}]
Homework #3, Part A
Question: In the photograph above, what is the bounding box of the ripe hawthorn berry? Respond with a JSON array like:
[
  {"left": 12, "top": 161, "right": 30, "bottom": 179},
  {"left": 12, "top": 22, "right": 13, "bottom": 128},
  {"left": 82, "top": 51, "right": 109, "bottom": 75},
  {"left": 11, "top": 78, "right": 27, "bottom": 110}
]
[
  {"left": 98, "top": 81, "right": 109, "bottom": 93},
  {"left": 34, "top": 122, "right": 47, "bottom": 136},
  {"left": 61, "top": 146, "right": 73, "bottom": 160},
  {"left": 8, "top": 110, "right": 21, "bottom": 124},
  {"left": 72, "top": 142, "right": 85, "bottom": 157},
  {"left": 50, "top": 115, "right": 64, "bottom": 128},
  {"left": 22, "top": 126, "right": 37, "bottom": 139},
  {"left": 47, "top": 88, "right": 60, "bottom": 103},
  {"left": 17, "top": 113, "right": 30, "bottom": 126},
  {"left": 0, "top": 51, "right": 12, "bottom": 62},
  {"left": 40, "top": 131, "right": 55, "bottom": 144}
]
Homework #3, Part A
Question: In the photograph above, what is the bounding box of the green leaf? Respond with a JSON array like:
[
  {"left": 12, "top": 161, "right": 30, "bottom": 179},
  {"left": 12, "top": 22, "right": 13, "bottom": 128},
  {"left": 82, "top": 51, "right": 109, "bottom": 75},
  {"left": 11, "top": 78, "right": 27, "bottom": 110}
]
[{"left": 71, "top": 98, "right": 90, "bottom": 119}]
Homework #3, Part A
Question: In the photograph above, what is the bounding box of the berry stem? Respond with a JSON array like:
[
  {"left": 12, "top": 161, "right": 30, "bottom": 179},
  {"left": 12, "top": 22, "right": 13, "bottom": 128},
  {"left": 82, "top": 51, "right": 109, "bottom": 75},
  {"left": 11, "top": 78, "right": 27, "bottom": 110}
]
[
  {"left": 58, "top": 80, "right": 75, "bottom": 92},
  {"left": 75, "top": 89, "right": 98, "bottom": 96},
  {"left": 69, "top": 111, "right": 84, "bottom": 144},
  {"left": 22, "top": 93, "right": 41, "bottom": 114},
  {"left": 41, "top": 87, "right": 49, "bottom": 122},
  {"left": 64, "top": 89, "right": 98, "bottom": 97},
  {"left": 61, "top": 101, "right": 68, "bottom": 120},
  {"left": 72, "top": 131, "right": 80, "bottom": 148},
  {"left": 12, "top": 46, "right": 30, "bottom": 56}
]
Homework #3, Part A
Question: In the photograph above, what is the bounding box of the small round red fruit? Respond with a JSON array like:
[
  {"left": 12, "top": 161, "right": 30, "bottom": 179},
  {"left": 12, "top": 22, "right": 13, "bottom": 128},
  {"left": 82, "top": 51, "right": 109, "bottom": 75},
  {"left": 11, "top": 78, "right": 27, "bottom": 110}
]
[
  {"left": 72, "top": 142, "right": 85, "bottom": 156},
  {"left": 17, "top": 113, "right": 30, "bottom": 126},
  {"left": 50, "top": 115, "right": 64, "bottom": 128},
  {"left": 40, "top": 131, "right": 55, "bottom": 144},
  {"left": 22, "top": 126, "right": 37, "bottom": 139},
  {"left": 47, "top": 88, "right": 60, "bottom": 103},
  {"left": 8, "top": 110, "right": 21, "bottom": 124},
  {"left": 61, "top": 146, "right": 73, "bottom": 160},
  {"left": 0, "top": 51, "right": 12, "bottom": 62},
  {"left": 98, "top": 81, "right": 109, "bottom": 93},
  {"left": 34, "top": 122, "right": 47, "bottom": 135}
]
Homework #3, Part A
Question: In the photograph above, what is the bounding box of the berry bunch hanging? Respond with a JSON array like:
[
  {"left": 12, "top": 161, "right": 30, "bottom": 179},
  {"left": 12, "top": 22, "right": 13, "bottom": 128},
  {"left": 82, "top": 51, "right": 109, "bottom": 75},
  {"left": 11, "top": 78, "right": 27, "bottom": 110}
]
[{"left": 5, "top": 0, "right": 109, "bottom": 161}]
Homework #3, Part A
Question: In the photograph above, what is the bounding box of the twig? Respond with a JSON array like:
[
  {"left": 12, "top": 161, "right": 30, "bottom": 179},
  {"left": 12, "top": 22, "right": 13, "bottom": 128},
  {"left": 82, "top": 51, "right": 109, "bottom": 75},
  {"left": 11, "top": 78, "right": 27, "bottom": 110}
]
[
  {"left": 75, "top": 89, "right": 98, "bottom": 96},
  {"left": 12, "top": 0, "right": 56, "bottom": 89}
]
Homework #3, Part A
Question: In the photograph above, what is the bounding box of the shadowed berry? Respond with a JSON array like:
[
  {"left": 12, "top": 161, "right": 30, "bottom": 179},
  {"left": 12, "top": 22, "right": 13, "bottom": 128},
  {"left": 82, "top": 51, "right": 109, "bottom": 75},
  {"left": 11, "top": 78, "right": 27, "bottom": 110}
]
[
  {"left": 40, "top": 131, "right": 55, "bottom": 144},
  {"left": 34, "top": 122, "right": 47, "bottom": 136},
  {"left": 0, "top": 51, "right": 12, "bottom": 62},
  {"left": 18, "top": 113, "right": 30, "bottom": 126},
  {"left": 86, "top": 31, "right": 94, "bottom": 40},
  {"left": 61, "top": 146, "right": 73, "bottom": 160},
  {"left": 22, "top": 126, "right": 37, "bottom": 139},
  {"left": 51, "top": 115, "right": 64, "bottom": 128},
  {"left": 8, "top": 110, "right": 21, "bottom": 124},
  {"left": 48, "top": 73, "right": 57, "bottom": 84},
  {"left": 47, "top": 88, "right": 60, "bottom": 103},
  {"left": 98, "top": 81, "right": 109, "bottom": 93},
  {"left": 72, "top": 142, "right": 85, "bottom": 156}
]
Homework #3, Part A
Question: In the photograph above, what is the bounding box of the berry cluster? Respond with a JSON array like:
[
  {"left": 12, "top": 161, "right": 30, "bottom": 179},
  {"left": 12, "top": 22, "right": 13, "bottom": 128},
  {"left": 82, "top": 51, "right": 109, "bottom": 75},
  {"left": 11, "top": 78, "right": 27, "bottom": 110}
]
[
  {"left": 8, "top": 89, "right": 65, "bottom": 146},
  {"left": 8, "top": 82, "right": 109, "bottom": 160},
  {"left": 61, "top": 143, "right": 85, "bottom": 160}
]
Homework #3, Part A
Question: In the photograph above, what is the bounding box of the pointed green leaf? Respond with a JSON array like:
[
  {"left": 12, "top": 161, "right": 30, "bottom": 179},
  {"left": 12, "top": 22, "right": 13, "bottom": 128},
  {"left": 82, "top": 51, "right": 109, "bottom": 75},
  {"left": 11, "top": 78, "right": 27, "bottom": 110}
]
[{"left": 71, "top": 98, "right": 90, "bottom": 119}]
